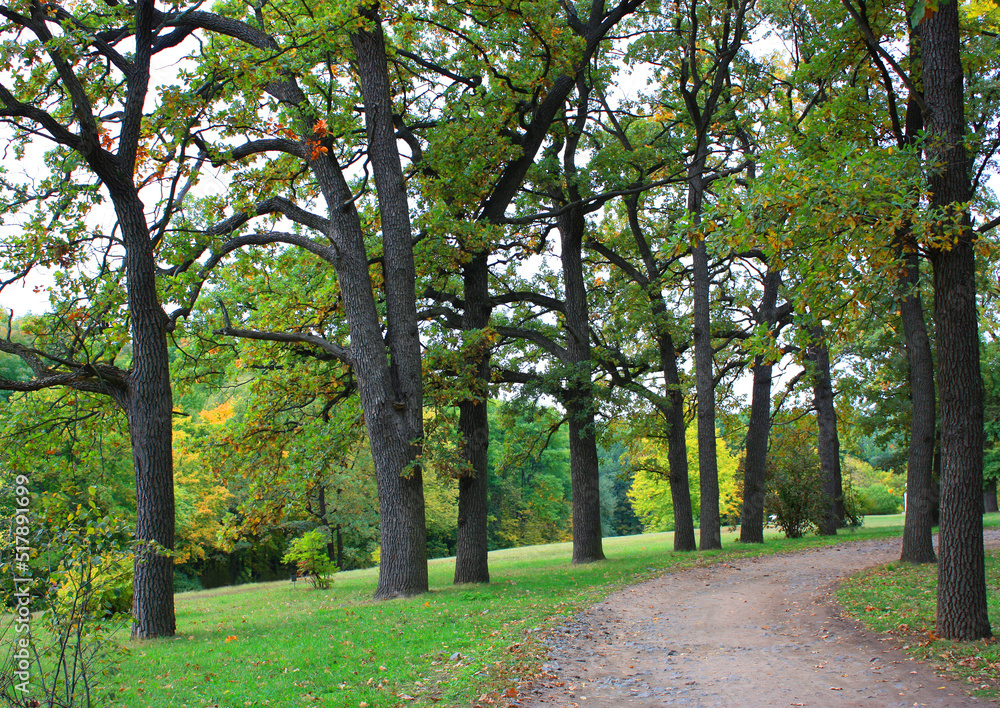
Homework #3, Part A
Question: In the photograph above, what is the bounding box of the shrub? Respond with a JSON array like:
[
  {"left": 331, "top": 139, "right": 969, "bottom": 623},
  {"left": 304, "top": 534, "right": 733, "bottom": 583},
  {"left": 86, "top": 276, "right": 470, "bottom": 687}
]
[
  {"left": 764, "top": 447, "right": 825, "bottom": 539},
  {"left": 56, "top": 552, "right": 133, "bottom": 617},
  {"left": 857, "top": 483, "right": 904, "bottom": 515},
  {"left": 282, "top": 530, "right": 338, "bottom": 589},
  {"left": 1, "top": 488, "right": 130, "bottom": 707}
]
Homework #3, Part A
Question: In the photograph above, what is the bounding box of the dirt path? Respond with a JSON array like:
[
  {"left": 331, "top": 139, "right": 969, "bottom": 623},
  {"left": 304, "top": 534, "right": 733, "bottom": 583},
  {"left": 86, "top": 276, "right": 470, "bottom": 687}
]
[{"left": 520, "top": 535, "right": 1000, "bottom": 708}]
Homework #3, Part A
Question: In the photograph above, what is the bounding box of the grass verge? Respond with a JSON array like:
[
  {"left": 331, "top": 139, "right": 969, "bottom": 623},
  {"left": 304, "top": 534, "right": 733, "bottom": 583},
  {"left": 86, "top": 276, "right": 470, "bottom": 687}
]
[
  {"left": 92, "top": 518, "right": 931, "bottom": 708},
  {"left": 839, "top": 518, "right": 1000, "bottom": 701}
]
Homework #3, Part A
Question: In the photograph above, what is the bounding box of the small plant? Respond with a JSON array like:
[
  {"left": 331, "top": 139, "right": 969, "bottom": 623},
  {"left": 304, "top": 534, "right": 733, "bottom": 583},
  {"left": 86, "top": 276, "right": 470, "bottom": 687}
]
[
  {"left": 1, "top": 488, "right": 130, "bottom": 707},
  {"left": 282, "top": 529, "right": 338, "bottom": 589}
]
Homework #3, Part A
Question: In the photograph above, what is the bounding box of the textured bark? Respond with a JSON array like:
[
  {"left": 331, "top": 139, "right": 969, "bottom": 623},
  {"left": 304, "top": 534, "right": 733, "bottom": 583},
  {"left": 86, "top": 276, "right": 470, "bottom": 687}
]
[
  {"left": 692, "top": 234, "right": 721, "bottom": 550},
  {"left": 96, "top": 1, "right": 175, "bottom": 638},
  {"left": 351, "top": 13, "right": 428, "bottom": 598},
  {"left": 454, "top": 253, "right": 491, "bottom": 584},
  {"left": 923, "top": 0, "right": 990, "bottom": 641},
  {"left": 898, "top": 241, "right": 938, "bottom": 564},
  {"left": 740, "top": 269, "right": 782, "bottom": 544},
  {"left": 658, "top": 328, "right": 697, "bottom": 552},
  {"left": 560, "top": 206, "right": 605, "bottom": 564},
  {"left": 806, "top": 326, "right": 844, "bottom": 536},
  {"left": 118, "top": 195, "right": 176, "bottom": 639}
]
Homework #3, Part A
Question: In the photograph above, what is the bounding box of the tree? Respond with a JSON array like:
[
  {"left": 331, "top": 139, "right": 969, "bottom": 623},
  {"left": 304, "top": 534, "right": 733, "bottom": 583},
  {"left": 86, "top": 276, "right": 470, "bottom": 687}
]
[
  {"left": 922, "top": 0, "right": 991, "bottom": 641},
  {"left": 739, "top": 266, "right": 792, "bottom": 543},
  {"left": 414, "top": 0, "right": 647, "bottom": 576},
  {"left": 672, "top": 0, "right": 756, "bottom": 551},
  {"left": 146, "top": 0, "right": 433, "bottom": 598},
  {"left": 0, "top": 0, "right": 186, "bottom": 638}
]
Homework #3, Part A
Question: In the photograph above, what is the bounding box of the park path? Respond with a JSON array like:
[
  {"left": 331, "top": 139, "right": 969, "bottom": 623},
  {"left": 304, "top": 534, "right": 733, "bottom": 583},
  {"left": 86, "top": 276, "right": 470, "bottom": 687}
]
[{"left": 519, "top": 534, "right": 1000, "bottom": 708}]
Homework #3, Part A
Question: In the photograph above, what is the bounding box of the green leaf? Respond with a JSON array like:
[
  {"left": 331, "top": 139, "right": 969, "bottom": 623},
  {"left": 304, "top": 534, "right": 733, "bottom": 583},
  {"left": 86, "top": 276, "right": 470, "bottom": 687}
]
[{"left": 911, "top": 0, "right": 938, "bottom": 27}]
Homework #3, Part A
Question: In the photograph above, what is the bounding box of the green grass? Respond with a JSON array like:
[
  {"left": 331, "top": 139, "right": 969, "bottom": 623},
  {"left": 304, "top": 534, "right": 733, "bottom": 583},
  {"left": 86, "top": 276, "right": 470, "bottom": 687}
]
[
  {"left": 13, "top": 513, "right": 989, "bottom": 707},
  {"left": 95, "top": 519, "right": 918, "bottom": 708},
  {"left": 839, "top": 512, "right": 1000, "bottom": 700}
]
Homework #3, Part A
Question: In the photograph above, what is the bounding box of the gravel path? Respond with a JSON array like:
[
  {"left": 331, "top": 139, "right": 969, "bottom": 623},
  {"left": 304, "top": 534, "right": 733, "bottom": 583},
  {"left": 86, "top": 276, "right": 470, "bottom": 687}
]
[{"left": 520, "top": 535, "right": 1000, "bottom": 708}]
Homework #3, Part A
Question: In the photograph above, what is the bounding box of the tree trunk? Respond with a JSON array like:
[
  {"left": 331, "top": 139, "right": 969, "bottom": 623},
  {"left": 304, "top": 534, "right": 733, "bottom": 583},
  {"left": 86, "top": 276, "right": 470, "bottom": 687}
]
[
  {"left": 984, "top": 479, "right": 998, "bottom": 514},
  {"left": 115, "top": 195, "right": 176, "bottom": 640},
  {"left": 124, "top": 286, "right": 176, "bottom": 640},
  {"left": 807, "top": 325, "right": 843, "bottom": 536},
  {"left": 560, "top": 206, "right": 605, "bottom": 564},
  {"left": 923, "top": 0, "right": 990, "bottom": 641},
  {"left": 657, "top": 329, "right": 697, "bottom": 552},
  {"left": 625, "top": 195, "right": 695, "bottom": 551},
  {"left": 740, "top": 269, "right": 782, "bottom": 544},
  {"left": 454, "top": 257, "right": 491, "bottom": 584},
  {"left": 350, "top": 12, "right": 428, "bottom": 598},
  {"left": 898, "top": 239, "right": 938, "bottom": 564},
  {"left": 739, "top": 356, "right": 772, "bottom": 544},
  {"left": 692, "top": 233, "right": 721, "bottom": 550}
]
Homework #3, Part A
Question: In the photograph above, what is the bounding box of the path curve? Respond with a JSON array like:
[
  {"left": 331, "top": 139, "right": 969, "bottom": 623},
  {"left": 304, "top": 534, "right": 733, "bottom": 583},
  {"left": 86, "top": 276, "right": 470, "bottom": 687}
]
[{"left": 520, "top": 535, "right": 1000, "bottom": 708}]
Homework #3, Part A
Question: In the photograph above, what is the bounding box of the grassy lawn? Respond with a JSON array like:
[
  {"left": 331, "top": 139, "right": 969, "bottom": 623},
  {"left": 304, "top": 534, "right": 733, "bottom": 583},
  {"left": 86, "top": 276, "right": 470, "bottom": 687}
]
[
  {"left": 11, "top": 514, "right": 996, "bottom": 707},
  {"left": 101, "top": 519, "right": 914, "bottom": 708},
  {"left": 839, "top": 512, "right": 1000, "bottom": 700}
]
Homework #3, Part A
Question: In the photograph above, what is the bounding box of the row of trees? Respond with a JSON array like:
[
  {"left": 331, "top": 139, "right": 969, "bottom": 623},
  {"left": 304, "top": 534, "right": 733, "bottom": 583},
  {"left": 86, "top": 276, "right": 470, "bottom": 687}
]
[{"left": 0, "top": 0, "right": 997, "bottom": 642}]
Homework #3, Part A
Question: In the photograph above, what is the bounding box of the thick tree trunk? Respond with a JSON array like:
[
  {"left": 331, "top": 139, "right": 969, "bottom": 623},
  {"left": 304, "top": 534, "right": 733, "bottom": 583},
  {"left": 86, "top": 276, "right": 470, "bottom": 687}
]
[
  {"left": 350, "top": 13, "right": 428, "bottom": 598},
  {"left": 740, "top": 356, "right": 772, "bottom": 544},
  {"left": 658, "top": 329, "right": 697, "bottom": 552},
  {"left": 560, "top": 206, "right": 605, "bottom": 564},
  {"left": 898, "top": 241, "right": 938, "bottom": 564},
  {"left": 923, "top": 0, "right": 990, "bottom": 640},
  {"left": 454, "top": 254, "right": 491, "bottom": 584},
  {"left": 807, "top": 325, "right": 843, "bottom": 536},
  {"left": 692, "top": 234, "right": 721, "bottom": 550},
  {"left": 120, "top": 201, "right": 176, "bottom": 638},
  {"left": 740, "top": 269, "right": 781, "bottom": 544}
]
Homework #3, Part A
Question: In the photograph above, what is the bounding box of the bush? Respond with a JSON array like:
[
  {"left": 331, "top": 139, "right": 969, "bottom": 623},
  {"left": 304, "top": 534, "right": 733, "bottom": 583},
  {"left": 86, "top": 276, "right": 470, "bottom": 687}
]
[
  {"left": 857, "top": 483, "right": 904, "bottom": 515},
  {"left": 765, "top": 447, "right": 825, "bottom": 539},
  {"left": 282, "top": 530, "right": 338, "bottom": 589},
  {"left": 56, "top": 552, "right": 133, "bottom": 617},
  {"left": 1, "top": 488, "right": 130, "bottom": 707}
]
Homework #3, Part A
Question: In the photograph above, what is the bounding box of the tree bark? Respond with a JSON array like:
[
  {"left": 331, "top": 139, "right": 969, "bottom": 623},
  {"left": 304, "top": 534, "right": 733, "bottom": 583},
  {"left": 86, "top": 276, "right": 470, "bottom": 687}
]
[
  {"left": 454, "top": 254, "right": 491, "bottom": 584},
  {"left": 806, "top": 325, "right": 843, "bottom": 536},
  {"left": 922, "top": 0, "right": 990, "bottom": 640},
  {"left": 984, "top": 480, "right": 998, "bottom": 514},
  {"left": 658, "top": 328, "right": 697, "bottom": 552},
  {"left": 898, "top": 238, "right": 938, "bottom": 563},
  {"left": 117, "top": 195, "right": 176, "bottom": 639},
  {"left": 351, "top": 11, "right": 428, "bottom": 598},
  {"left": 560, "top": 206, "right": 606, "bottom": 564},
  {"left": 692, "top": 233, "right": 721, "bottom": 550},
  {"left": 624, "top": 195, "right": 696, "bottom": 552},
  {"left": 740, "top": 269, "right": 782, "bottom": 544}
]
